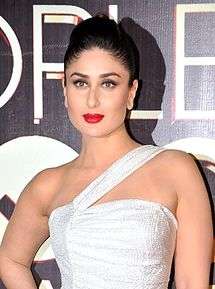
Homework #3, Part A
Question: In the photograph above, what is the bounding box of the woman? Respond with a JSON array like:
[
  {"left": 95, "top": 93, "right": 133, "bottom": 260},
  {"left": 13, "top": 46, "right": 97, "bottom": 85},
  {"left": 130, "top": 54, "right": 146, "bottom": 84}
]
[{"left": 0, "top": 14, "right": 213, "bottom": 289}]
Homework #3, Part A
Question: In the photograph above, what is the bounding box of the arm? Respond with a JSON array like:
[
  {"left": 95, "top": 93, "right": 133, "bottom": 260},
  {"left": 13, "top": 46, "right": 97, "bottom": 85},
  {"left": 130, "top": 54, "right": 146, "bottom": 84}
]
[
  {"left": 0, "top": 168, "right": 56, "bottom": 289},
  {"left": 168, "top": 150, "right": 213, "bottom": 289}
]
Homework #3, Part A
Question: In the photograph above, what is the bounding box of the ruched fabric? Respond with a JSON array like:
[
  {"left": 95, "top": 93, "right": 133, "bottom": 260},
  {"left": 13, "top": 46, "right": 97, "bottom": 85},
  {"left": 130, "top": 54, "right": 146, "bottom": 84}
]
[{"left": 48, "top": 145, "right": 178, "bottom": 289}]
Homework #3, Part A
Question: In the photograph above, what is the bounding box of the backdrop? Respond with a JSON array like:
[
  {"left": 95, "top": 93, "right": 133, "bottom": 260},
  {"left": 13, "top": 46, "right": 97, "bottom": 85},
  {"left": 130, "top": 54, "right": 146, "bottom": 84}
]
[{"left": 0, "top": 1, "right": 214, "bottom": 288}]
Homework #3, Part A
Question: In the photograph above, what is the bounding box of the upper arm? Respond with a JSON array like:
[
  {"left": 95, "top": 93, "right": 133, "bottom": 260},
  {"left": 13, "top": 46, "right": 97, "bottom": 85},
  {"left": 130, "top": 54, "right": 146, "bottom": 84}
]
[
  {"left": 0, "top": 168, "right": 57, "bottom": 268},
  {"left": 168, "top": 150, "right": 214, "bottom": 289}
]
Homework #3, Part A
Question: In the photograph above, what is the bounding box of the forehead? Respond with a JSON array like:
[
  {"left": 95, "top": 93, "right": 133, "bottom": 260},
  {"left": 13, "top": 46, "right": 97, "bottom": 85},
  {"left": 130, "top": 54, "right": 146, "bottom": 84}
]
[{"left": 66, "top": 48, "right": 129, "bottom": 77}]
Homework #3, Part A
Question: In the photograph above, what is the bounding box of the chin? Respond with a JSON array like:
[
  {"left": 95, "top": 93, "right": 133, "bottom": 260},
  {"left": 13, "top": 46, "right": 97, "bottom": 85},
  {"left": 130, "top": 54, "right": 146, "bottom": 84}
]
[
  {"left": 69, "top": 115, "right": 125, "bottom": 137},
  {"left": 79, "top": 123, "right": 125, "bottom": 138},
  {"left": 80, "top": 128, "right": 113, "bottom": 138}
]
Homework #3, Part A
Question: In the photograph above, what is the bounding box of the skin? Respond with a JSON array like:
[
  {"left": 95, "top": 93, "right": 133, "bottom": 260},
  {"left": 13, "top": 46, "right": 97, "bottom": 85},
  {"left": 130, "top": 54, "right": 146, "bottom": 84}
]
[
  {"left": 63, "top": 47, "right": 139, "bottom": 168},
  {"left": 0, "top": 47, "right": 213, "bottom": 289}
]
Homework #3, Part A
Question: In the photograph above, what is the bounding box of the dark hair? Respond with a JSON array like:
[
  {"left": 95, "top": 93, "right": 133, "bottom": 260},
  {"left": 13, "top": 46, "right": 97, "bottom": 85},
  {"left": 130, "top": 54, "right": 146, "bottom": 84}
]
[{"left": 64, "top": 13, "right": 138, "bottom": 87}]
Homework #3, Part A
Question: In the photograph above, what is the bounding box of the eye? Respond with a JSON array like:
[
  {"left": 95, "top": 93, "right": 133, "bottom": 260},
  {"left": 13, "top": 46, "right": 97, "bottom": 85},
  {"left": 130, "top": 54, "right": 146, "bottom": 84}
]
[
  {"left": 102, "top": 80, "right": 117, "bottom": 88},
  {"left": 72, "top": 80, "right": 87, "bottom": 88}
]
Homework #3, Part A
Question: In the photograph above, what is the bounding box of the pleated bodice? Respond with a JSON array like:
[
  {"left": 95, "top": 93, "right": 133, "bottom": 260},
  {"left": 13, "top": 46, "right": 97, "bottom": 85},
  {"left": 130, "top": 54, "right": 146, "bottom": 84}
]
[{"left": 48, "top": 145, "right": 178, "bottom": 289}]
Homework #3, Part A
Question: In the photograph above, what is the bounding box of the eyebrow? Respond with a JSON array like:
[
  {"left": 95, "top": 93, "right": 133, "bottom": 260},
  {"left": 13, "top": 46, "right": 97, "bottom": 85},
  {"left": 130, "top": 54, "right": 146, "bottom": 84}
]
[{"left": 69, "top": 72, "right": 121, "bottom": 78}]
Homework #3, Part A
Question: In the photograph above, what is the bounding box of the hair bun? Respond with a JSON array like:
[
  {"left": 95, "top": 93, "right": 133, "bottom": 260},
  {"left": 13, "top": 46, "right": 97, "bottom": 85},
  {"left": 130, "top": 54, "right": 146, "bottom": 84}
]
[{"left": 94, "top": 13, "right": 109, "bottom": 20}]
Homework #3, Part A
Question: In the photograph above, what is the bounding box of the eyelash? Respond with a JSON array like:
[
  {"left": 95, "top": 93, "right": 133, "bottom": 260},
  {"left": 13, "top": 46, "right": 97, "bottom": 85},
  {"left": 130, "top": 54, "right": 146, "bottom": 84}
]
[{"left": 72, "top": 80, "right": 117, "bottom": 88}]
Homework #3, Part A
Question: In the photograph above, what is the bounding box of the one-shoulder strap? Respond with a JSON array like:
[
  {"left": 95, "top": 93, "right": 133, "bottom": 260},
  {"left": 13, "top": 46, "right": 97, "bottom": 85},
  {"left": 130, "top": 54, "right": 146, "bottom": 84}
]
[{"left": 73, "top": 145, "right": 167, "bottom": 212}]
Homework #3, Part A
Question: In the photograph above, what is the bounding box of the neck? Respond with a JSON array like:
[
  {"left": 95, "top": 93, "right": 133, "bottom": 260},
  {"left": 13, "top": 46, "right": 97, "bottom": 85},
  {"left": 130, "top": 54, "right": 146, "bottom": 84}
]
[{"left": 77, "top": 123, "right": 142, "bottom": 169}]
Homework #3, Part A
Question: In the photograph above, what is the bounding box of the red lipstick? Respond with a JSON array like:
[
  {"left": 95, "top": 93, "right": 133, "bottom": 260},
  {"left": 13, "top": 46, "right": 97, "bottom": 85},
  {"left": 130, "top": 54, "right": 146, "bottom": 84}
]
[{"left": 83, "top": 113, "right": 104, "bottom": 123}]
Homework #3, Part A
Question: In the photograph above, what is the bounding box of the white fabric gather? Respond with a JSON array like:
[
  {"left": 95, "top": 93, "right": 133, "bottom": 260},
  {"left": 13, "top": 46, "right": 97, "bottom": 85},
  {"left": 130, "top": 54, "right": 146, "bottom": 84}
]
[{"left": 48, "top": 145, "right": 178, "bottom": 289}]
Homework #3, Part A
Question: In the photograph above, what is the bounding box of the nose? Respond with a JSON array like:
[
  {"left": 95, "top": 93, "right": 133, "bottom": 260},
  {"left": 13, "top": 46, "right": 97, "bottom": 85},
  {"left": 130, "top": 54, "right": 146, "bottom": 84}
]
[{"left": 87, "top": 86, "right": 100, "bottom": 108}]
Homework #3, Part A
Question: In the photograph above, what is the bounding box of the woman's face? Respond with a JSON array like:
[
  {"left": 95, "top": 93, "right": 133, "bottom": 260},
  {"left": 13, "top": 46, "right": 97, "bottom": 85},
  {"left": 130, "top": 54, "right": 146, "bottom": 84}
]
[{"left": 63, "top": 47, "right": 138, "bottom": 138}]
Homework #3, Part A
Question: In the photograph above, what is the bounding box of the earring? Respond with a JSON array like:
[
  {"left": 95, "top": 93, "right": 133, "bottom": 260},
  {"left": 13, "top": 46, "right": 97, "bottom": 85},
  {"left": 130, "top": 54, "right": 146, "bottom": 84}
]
[{"left": 127, "top": 103, "right": 133, "bottom": 110}]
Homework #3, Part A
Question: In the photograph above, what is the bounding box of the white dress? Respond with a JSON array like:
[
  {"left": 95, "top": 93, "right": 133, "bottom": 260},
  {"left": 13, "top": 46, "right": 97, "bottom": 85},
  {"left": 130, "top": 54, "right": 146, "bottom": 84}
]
[{"left": 48, "top": 144, "right": 178, "bottom": 289}]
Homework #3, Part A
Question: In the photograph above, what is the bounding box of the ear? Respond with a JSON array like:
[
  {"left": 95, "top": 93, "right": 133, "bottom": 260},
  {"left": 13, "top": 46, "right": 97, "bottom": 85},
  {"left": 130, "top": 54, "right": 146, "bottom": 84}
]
[
  {"left": 62, "top": 77, "right": 68, "bottom": 108},
  {"left": 127, "top": 79, "right": 138, "bottom": 110}
]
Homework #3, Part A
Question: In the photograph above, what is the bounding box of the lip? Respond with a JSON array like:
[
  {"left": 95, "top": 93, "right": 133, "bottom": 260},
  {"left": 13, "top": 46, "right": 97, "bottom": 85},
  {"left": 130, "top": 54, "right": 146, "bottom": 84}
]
[{"left": 83, "top": 113, "right": 104, "bottom": 123}]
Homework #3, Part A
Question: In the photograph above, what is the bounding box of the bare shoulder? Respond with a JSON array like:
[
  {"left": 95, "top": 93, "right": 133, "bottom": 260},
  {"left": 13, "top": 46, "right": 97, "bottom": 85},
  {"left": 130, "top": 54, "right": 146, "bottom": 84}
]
[
  {"left": 149, "top": 147, "right": 195, "bottom": 175},
  {"left": 156, "top": 147, "right": 194, "bottom": 164},
  {"left": 159, "top": 149, "right": 213, "bottom": 223},
  {"left": 160, "top": 149, "right": 204, "bottom": 197},
  {"left": 18, "top": 161, "right": 75, "bottom": 216},
  {"left": 159, "top": 146, "right": 197, "bottom": 169},
  {"left": 30, "top": 164, "right": 67, "bottom": 190}
]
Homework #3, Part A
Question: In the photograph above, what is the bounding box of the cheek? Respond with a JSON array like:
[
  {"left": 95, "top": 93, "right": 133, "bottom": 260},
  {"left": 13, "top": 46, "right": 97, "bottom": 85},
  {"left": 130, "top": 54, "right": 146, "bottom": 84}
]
[
  {"left": 108, "top": 88, "right": 128, "bottom": 111},
  {"left": 66, "top": 90, "right": 83, "bottom": 111}
]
